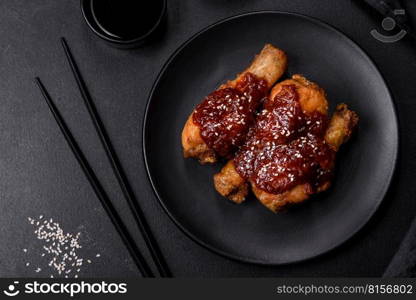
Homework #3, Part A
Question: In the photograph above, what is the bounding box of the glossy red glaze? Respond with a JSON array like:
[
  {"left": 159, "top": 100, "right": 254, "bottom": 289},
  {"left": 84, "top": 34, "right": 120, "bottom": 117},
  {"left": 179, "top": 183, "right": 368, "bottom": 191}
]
[
  {"left": 193, "top": 73, "right": 268, "bottom": 157},
  {"left": 234, "top": 85, "right": 335, "bottom": 194}
]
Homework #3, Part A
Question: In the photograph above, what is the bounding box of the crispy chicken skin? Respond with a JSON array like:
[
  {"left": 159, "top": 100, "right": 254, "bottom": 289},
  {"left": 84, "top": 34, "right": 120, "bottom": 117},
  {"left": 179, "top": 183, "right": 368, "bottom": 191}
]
[
  {"left": 325, "top": 103, "right": 359, "bottom": 152},
  {"left": 270, "top": 74, "right": 328, "bottom": 115},
  {"left": 213, "top": 75, "right": 359, "bottom": 212},
  {"left": 213, "top": 160, "right": 249, "bottom": 204},
  {"left": 182, "top": 44, "right": 288, "bottom": 163}
]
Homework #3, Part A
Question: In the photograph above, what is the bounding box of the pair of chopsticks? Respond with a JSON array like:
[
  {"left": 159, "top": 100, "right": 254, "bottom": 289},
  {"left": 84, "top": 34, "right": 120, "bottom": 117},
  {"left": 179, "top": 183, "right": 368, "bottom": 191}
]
[{"left": 35, "top": 38, "right": 171, "bottom": 278}]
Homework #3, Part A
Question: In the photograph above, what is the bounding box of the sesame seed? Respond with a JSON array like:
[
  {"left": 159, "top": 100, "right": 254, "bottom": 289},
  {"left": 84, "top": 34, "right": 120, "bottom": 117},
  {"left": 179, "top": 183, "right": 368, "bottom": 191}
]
[{"left": 26, "top": 215, "right": 96, "bottom": 278}]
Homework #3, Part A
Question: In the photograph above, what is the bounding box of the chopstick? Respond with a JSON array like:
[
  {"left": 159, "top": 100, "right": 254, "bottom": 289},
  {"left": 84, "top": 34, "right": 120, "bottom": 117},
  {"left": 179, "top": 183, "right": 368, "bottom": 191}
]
[
  {"left": 35, "top": 77, "right": 154, "bottom": 278},
  {"left": 60, "top": 37, "right": 171, "bottom": 277}
]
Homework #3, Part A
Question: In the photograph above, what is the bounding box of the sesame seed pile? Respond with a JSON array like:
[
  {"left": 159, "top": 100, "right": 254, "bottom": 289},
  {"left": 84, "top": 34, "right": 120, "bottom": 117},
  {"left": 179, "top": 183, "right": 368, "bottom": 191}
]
[{"left": 25, "top": 215, "right": 99, "bottom": 278}]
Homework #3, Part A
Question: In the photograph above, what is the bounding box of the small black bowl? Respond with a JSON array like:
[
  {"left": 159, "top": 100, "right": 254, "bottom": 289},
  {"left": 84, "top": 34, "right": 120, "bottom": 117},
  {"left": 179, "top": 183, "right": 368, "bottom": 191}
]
[{"left": 80, "top": 0, "right": 167, "bottom": 48}]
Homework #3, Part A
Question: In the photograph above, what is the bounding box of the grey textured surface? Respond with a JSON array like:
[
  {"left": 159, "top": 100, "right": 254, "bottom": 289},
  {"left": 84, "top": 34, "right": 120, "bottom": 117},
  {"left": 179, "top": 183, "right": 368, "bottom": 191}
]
[
  {"left": 0, "top": 0, "right": 415, "bottom": 277},
  {"left": 384, "top": 217, "right": 416, "bottom": 277}
]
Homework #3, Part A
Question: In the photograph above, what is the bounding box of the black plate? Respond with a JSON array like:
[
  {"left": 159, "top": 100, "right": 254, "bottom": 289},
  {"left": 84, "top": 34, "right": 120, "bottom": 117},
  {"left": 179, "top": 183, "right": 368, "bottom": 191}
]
[{"left": 143, "top": 11, "right": 398, "bottom": 264}]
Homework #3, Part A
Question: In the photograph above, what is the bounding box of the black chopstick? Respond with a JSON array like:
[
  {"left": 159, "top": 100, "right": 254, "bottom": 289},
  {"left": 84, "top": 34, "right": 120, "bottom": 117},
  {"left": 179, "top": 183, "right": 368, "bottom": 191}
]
[
  {"left": 60, "top": 37, "right": 171, "bottom": 277},
  {"left": 35, "top": 77, "right": 154, "bottom": 278}
]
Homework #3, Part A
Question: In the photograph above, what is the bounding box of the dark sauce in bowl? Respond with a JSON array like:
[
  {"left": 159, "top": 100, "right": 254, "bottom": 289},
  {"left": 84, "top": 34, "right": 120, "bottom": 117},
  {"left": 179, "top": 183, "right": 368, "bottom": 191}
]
[
  {"left": 91, "top": 0, "right": 164, "bottom": 40},
  {"left": 81, "top": 0, "right": 166, "bottom": 47}
]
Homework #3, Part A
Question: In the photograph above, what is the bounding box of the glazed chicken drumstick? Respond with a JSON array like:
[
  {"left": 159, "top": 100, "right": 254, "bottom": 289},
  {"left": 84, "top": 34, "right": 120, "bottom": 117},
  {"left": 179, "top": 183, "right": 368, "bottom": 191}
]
[
  {"left": 214, "top": 75, "right": 359, "bottom": 212},
  {"left": 182, "top": 44, "right": 287, "bottom": 163}
]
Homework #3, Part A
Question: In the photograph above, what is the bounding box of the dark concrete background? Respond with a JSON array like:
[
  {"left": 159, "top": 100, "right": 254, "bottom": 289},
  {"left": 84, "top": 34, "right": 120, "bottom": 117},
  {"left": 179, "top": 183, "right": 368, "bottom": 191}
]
[{"left": 0, "top": 0, "right": 415, "bottom": 277}]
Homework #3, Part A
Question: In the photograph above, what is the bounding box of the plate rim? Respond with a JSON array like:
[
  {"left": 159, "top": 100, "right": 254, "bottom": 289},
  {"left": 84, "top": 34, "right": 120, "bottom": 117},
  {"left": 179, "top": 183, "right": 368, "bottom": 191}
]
[{"left": 142, "top": 10, "right": 399, "bottom": 265}]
